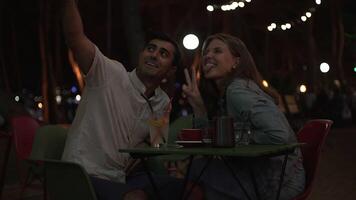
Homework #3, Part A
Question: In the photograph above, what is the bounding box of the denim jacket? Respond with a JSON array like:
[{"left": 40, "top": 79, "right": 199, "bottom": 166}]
[{"left": 195, "top": 78, "right": 305, "bottom": 199}]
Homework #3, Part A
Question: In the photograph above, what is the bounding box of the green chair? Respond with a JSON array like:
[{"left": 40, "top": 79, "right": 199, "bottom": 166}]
[
  {"left": 26, "top": 124, "right": 68, "bottom": 180},
  {"left": 25, "top": 125, "right": 68, "bottom": 199},
  {"left": 29, "top": 125, "right": 68, "bottom": 160},
  {"left": 44, "top": 159, "right": 97, "bottom": 200}
]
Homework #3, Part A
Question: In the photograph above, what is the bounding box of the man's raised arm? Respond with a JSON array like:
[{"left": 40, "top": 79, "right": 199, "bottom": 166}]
[{"left": 62, "top": 0, "right": 95, "bottom": 74}]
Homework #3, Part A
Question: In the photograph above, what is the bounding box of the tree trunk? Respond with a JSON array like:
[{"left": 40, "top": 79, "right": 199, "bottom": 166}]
[
  {"left": 106, "top": 0, "right": 112, "bottom": 57},
  {"left": 121, "top": 0, "right": 144, "bottom": 68},
  {"left": 330, "top": 0, "right": 345, "bottom": 82},
  {"left": 39, "top": 0, "right": 49, "bottom": 123},
  {"left": 306, "top": 19, "right": 320, "bottom": 88},
  {"left": 39, "top": 0, "right": 60, "bottom": 123}
]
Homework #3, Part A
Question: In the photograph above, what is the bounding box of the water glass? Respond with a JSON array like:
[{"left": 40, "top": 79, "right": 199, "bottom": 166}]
[
  {"left": 147, "top": 111, "right": 170, "bottom": 148},
  {"left": 234, "top": 121, "right": 252, "bottom": 145}
]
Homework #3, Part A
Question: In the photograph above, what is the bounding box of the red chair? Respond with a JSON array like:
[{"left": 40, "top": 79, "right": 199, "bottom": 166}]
[
  {"left": 11, "top": 115, "right": 40, "bottom": 160},
  {"left": 10, "top": 115, "right": 41, "bottom": 196},
  {"left": 293, "top": 119, "right": 333, "bottom": 200}
]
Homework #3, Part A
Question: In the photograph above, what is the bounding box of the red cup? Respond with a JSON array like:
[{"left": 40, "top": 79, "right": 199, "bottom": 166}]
[{"left": 178, "top": 129, "right": 203, "bottom": 141}]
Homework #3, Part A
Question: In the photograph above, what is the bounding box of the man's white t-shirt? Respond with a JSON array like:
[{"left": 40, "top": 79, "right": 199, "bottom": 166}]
[{"left": 62, "top": 46, "right": 170, "bottom": 183}]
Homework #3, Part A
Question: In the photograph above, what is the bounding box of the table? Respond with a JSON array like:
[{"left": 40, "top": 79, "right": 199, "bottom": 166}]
[{"left": 120, "top": 143, "right": 302, "bottom": 200}]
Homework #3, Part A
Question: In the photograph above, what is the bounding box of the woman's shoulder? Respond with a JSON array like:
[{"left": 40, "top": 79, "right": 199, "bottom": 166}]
[
  {"left": 226, "top": 79, "right": 257, "bottom": 108},
  {"left": 227, "top": 79, "right": 260, "bottom": 96}
]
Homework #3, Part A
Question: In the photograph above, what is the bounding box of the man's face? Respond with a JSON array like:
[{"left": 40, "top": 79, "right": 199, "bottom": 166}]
[{"left": 137, "top": 39, "right": 176, "bottom": 80}]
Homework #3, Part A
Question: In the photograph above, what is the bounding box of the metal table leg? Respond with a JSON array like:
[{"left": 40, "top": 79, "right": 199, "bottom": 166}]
[
  {"left": 248, "top": 164, "right": 261, "bottom": 200},
  {"left": 141, "top": 158, "right": 162, "bottom": 200},
  {"left": 222, "top": 157, "right": 253, "bottom": 200},
  {"left": 182, "top": 156, "right": 212, "bottom": 200},
  {"left": 276, "top": 154, "right": 289, "bottom": 200}
]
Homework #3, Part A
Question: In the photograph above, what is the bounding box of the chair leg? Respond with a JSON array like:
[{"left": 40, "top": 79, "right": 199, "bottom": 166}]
[
  {"left": 43, "top": 175, "right": 47, "bottom": 200},
  {"left": 0, "top": 134, "right": 12, "bottom": 200},
  {"left": 20, "top": 168, "right": 34, "bottom": 197}
]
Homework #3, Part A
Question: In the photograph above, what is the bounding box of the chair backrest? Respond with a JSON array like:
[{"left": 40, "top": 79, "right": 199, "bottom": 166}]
[
  {"left": 30, "top": 125, "right": 68, "bottom": 160},
  {"left": 168, "top": 115, "right": 193, "bottom": 144},
  {"left": 10, "top": 115, "right": 40, "bottom": 160},
  {"left": 44, "top": 160, "right": 97, "bottom": 200},
  {"left": 294, "top": 119, "right": 333, "bottom": 199}
]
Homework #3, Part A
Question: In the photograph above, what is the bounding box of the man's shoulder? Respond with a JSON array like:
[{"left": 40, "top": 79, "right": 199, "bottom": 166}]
[{"left": 93, "top": 45, "right": 127, "bottom": 73}]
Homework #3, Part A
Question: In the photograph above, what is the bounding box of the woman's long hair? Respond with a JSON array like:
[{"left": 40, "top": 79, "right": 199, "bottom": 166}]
[{"left": 199, "top": 33, "right": 280, "bottom": 116}]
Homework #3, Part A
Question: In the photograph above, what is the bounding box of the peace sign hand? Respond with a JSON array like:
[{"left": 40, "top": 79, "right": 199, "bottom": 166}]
[{"left": 182, "top": 67, "right": 207, "bottom": 117}]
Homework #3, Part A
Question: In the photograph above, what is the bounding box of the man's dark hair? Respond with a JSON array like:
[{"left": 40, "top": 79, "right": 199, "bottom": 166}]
[{"left": 144, "top": 31, "right": 182, "bottom": 69}]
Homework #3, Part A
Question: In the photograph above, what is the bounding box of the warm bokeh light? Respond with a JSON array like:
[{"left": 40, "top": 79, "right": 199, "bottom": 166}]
[
  {"left": 299, "top": 85, "right": 307, "bottom": 93},
  {"left": 281, "top": 25, "right": 287, "bottom": 30},
  {"left": 238, "top": 2, "right": 245, "bottom": 7},
  {"left": 320, "top": 62, "right": 330, "bottom": 73},
  {"left": 206, "top": 5, "right": 214, "bottom": 11},
  {"left": 301, "top": 16, "right": 307, "bottom": 21},
  {"left": 262, "top": 80, "right": 269, "bottom": 87},
  {"left": 38, "top": 102, "right": 43, "bottom": 109},
  {"left": 245, "top": 0, "right": 251, "bottom": 2},
  {"left": 306, "top": 12, "right": 312, "bottom": 18},
  {"left": 286, "top": 23, "right": 291, "bottom": 29},
  {"left": 14, "top": 96, "right": 20, "bottom": 102},
  {"left": 183, "top": 34, "right": 199, "bottom": 50},
  {"left": 271, "top": 23, "right": 276, "bottom": 29},
  {"left": 56, "top": 95, "right": 62, "bottom": 104},
  {"left": 267, "top": 26, "right": 273, "bottom": 31},
  {"left": 334, "top": 80, "right": 341, "bottom": 88},
  {"left": 315, "top": 0, "right": 321, "bottom": 5}
]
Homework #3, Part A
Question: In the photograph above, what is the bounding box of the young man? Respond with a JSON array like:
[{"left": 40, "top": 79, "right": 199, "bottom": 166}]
[{"left": 60, "top": 0, "right": 182, "bottom": 199}]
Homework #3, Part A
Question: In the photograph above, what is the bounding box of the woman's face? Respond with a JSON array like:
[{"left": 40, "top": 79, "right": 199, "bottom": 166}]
[{"left": 202, "top": 39, "right": 239, "bottom": 81}]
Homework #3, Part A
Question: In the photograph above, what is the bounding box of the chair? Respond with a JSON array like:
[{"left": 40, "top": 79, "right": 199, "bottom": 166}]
[
  {"left": 25, "top": 124, "right": 69, "bottom": 197},
  {"left": 44, "top": 159, "right": 97, "bottom": 200},
  {"left": 11, "top": 116, "right": 68, "bottom": 198},
  {"left": 29, "top": 125, "right": 68, "bottom": 161},
  {"left": 10, "top": 115, "right": 41, "bottom": 192},
  {"left": 293, "top": 119, "right": 333, "bottom": 200},
  {"left": 0, "top": 131, "right": 12, "bottom": 200},
  {"left": 10, "top": 115, "right": 40, "bottom": 161}
]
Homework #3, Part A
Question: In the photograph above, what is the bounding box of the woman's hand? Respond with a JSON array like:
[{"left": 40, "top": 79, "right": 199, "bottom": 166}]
[{"left": 182, "top": 67, "right": 207, "bottom": 117}]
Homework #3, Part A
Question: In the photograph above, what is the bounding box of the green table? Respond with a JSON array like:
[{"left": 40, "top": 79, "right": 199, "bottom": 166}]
[{"left": 120, "top": 143, "right": 303, "bottom": 200}]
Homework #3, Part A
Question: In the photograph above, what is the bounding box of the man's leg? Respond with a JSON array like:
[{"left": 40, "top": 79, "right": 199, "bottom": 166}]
[
  {"left": 127, "top": 171, "right": 203, "bottom": 200},
  {"left": 90, "top": 176, "right": 147, "bottom": 200}
]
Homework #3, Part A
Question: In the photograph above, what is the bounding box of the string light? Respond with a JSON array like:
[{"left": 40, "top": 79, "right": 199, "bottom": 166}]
[
  {"left": 299, "top": 85, "right": 307, "bottom": 93},
  {"left": 207, "top": 5, "right": 214, "bottom": 12},
  {"left": 266, "top": 1, "right": 321, "bottom": 32},
  {"left": 262, "top": 80, "right": 269, "bottom": 87},
  {"left": 206, "top": 0, "right": 253, "bottom": 12},
  {"left": 320, "top": 62, "right": 330, "bottom": 73},
  {"left": 38, "top": 102, "right": 43, "bottom": 109}
]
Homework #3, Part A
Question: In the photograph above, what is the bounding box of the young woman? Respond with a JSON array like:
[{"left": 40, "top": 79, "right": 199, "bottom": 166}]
[{"left": 182, "top": 33, "right": 305, "bottom": 200}]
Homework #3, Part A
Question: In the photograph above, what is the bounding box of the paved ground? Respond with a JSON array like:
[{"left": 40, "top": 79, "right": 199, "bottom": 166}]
[
  {"left": 1, "top": 126, "right": 356, "bottom": 200},
  {"left": 308, "top": 127, "right": 356, "bottom": 200}
]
